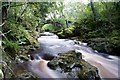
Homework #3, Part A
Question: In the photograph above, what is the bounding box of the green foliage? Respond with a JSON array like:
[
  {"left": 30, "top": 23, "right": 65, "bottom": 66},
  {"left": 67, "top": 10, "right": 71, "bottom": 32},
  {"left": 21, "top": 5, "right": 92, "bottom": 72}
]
[
  {"left": 55, "top": 2, "right": 120, "bottom": 55},
  {"left": 64, "top": 25, "right": 75, "bottom": 35},
  {"left": 41, "top": 24, "right": 57, "bottom": 32},
  {"left": 1, "top": 1, "right": 120, "bottom": 54},
  {"left": 4, "top": 40, "right": 20, "bottom": 55},
  {"left": 1, "top": 1, "right": 120, "bottom": 78},
  {"left": 57, "top": 25, "right": 75, "bottom": 38}
]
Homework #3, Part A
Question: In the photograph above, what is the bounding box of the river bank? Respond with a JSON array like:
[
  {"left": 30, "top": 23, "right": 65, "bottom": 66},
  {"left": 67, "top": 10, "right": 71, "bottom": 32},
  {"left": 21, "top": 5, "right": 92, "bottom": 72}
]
[{"left": 68, "top": 37, "right": 120, "bottom": 56}]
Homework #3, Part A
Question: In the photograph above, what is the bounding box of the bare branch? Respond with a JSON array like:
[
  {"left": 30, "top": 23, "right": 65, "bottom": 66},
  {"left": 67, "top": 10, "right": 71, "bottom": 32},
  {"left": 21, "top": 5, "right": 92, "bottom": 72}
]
[
  {"left": 0, "top": 22, "right": 6, "bottom": 27},
  {"left": 0, "top": 30, "right": 11, "bottom": 36}
]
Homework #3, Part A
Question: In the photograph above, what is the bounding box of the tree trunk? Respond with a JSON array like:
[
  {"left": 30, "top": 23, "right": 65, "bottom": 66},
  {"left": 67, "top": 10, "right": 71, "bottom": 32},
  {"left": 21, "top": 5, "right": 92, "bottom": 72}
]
[
  {"left": 90, "top": 0, "right": 96, "bottom": 21},
  {"left": 2, "top": 2, "right": 9, "bottom": 22}
]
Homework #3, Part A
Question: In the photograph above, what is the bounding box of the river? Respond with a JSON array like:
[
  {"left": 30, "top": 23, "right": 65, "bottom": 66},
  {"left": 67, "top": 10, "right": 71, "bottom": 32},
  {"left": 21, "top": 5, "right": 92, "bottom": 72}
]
[{"left": 24, "top": 32, "right": 120, "bottom": 79}]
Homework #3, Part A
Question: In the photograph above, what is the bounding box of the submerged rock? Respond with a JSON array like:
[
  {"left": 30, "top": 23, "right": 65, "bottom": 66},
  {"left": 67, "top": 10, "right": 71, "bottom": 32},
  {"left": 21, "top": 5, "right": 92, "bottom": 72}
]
[{"left": 48, "top": 50, "right": 101, "bottom": 79}]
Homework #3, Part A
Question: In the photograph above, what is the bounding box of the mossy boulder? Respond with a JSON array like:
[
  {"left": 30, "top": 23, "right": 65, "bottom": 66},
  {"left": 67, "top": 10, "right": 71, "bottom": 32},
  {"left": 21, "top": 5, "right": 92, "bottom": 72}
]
[
  {"left": 87, "top": 38, "right": 120, "bottom": 56},
  {"left": 48, "top": 50, "right": 101, "bottom": 79}
]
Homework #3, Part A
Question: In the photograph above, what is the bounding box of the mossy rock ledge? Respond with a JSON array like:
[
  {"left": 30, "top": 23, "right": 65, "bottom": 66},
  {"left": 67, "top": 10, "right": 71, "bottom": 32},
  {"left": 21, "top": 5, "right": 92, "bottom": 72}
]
[
  {"left": 48, "top": 50, "right": 101, "bottom": 80},
  {"left": 87, "top": 38, "right": 120, "bottom": 56}
]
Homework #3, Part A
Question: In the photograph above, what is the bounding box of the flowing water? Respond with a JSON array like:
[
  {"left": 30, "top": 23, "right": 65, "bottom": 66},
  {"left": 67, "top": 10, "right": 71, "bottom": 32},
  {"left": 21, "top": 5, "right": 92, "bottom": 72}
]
[{"left": 23, "top": 32, "right": 120, "bottom": 79}]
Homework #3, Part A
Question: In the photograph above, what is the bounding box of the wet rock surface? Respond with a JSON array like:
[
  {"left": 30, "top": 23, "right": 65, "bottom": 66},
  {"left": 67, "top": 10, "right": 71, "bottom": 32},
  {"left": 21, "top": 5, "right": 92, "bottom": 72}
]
[
  {"left": 87, "top": 38, "right": 120, "bottom": 56},
  {"left": 48, "top": 50, "right": 101, "bottom": 79}
]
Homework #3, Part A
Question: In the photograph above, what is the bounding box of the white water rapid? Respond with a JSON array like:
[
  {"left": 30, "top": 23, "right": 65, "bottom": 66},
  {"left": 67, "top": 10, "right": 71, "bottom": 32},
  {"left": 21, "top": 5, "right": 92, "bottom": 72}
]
[{"left": 25, "top": 32, "right": 120, "bottom": 79}]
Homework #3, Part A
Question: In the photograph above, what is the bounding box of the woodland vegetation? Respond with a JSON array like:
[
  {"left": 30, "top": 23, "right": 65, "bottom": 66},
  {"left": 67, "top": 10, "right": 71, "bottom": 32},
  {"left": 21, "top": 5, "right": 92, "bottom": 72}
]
[{"left": 0, "top": 1, "right": 120, "bottom": 79}]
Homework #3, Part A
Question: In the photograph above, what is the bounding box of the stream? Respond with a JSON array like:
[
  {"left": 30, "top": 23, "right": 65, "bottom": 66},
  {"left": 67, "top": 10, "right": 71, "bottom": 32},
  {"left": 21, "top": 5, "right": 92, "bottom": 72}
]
[{"left": 23, "top": 32, "right": 120, "bottom": 79}]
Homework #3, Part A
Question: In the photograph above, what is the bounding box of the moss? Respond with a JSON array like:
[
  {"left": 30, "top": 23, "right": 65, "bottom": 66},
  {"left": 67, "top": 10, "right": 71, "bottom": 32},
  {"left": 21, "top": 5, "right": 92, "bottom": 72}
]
[
  {"left": 88, "top": 37, "right": 120, "bottom": 56},
  {"left": 41, "top": 24, "right": 57, "bottom": 32},
  {"left": 48, "top": 50, "right": 101, "bottom": 79}
]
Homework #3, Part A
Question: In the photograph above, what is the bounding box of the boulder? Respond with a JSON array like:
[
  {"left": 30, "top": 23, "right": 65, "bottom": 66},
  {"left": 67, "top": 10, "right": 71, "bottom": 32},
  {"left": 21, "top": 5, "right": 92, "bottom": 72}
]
[
  {"left": 48, "top": 50, "right": 101, "bottom": 79},
  {"left": 87, "top": 38, "right": 120, "bottom": 56}
]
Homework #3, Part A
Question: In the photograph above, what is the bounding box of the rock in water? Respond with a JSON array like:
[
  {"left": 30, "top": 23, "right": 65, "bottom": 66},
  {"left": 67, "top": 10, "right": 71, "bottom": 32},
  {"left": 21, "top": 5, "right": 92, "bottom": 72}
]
[{"left": 48, "top": 50, "right": 101, "bottom": 80}]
